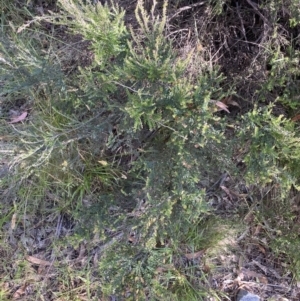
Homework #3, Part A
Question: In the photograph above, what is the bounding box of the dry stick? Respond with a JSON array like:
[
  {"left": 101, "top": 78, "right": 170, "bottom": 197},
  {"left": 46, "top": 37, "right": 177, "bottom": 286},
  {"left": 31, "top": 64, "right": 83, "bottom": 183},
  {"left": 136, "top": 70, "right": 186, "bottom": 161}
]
[
  {"left": 210, "top": 39, "right": 228, "bottom": 63},
  {"left": 98, "top": 232, "right": 124, "bottom": 255},
  {"left": 166, "top": 28, "right": 189, "bottom": 38},
  {"left": 54, "top": 214, "right": 64, "bottom": 238},
  {"left": 49, "top": 214, "right": 64, "bottom": 261},
  {"left": 250, "top": 1, "right": 272, "bottom": 58},
  {"left": 245, "top": 0, "right": 271, "bottom": 27},
  {"left": 207, "top": 172, "right": 228, "bottom": 193},
  {"left": 168, "top": 1, "right": 205, "bottom": 22},
  {"left": 236, "top": 3, "right": 250, "bottom": 51},
  {"left": 41, "top": 214, "right": 64, "bottom": 284}
]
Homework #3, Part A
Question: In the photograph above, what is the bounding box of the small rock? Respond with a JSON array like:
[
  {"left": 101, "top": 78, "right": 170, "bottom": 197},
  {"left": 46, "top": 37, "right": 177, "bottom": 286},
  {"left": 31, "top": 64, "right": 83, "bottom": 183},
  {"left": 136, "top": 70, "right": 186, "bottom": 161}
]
[{"left": 237, "top": 290, "right": 260, "bottom": 301}]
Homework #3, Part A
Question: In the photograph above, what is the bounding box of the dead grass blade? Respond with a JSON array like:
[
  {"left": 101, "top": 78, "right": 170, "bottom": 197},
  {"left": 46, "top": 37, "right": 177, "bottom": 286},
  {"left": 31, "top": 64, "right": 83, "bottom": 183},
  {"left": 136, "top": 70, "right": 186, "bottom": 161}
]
[{"left": 26, "top": 255, "right": 52, "bottom": 266}]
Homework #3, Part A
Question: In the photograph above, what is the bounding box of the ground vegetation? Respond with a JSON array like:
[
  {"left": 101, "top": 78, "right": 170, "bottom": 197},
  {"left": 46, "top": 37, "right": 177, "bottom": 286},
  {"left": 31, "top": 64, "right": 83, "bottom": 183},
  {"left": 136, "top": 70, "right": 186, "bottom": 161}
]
[{"left": 1, "top": 0, "right": 300, "bottom": 300}]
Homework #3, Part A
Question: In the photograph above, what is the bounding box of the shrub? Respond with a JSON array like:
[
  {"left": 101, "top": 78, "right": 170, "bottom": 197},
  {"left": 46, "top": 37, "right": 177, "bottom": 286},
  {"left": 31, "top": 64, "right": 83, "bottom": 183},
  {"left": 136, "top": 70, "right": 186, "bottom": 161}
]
[{"left": 2, "top": 0, "right": 300, "bottom": 299}]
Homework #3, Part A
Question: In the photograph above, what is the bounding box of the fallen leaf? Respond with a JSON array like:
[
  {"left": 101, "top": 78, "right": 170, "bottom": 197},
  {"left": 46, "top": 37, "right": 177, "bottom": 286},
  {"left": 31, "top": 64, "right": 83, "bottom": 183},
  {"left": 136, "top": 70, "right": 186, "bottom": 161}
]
[
  {"left": 155, "top": 267, "right": 164, "bottom": 274},
  {"left": 230, "top": 100, "right": 240, "bottom": 107},
  {"left": 292, "top": 114, "right": 300, "bottom": 122},
  {"left": 238, "top": 255, "right": 244, "bottom": 269},
  {"left": 202, "top": 264, "right": 211, "bottom": 273},
  {"left": 13, "top": 284, "right": 27, "bottom": 299},
  {"left": 11, "top": 213, "right": 17, "bottom": 230},
  {"left": 98, "top": 160, "right": 108, "bottom": 166},
  {"left": 215, "top": 101, "right": 230, "bottom": 113},
  {"left": 8, "top": 111, "right": 28, "bottom": 124},
  {"left": 77, "top": 243, "right": 86, "bottom": 261},
  {"left": 128, "top": 232, "right": 138, "bottom": 244},
  {"left": 258, "top": 275, "right": 268, "bottom": 284},
  {"left": 222, "top": 95, "right": 241, "bottom": 108},
  {"left": 220, "top": 185, "right": 233, "bottom": 200},
  {"left": 61, "top": 160, "right": 68, "bottom": 167},
  {"left": 196, "top": 41, "right": 204, "bottom": 52},
  {"left": 244, "top": 211, "right": 254, "bottom": 223},
  {"left": 253, "top": 224, "right": 262, "bottom": 236},
  {"left": 155, "top": 264, "right": 175, "bottom": 274},
  {"left": 185, "top": 250, "right": 205, "bottom": 260},
  {"left": 26, "top": 255, "right": 51, "bottom": 266},
  {"left": 93, "top": 251, "right": 99, "bottom": 267}
]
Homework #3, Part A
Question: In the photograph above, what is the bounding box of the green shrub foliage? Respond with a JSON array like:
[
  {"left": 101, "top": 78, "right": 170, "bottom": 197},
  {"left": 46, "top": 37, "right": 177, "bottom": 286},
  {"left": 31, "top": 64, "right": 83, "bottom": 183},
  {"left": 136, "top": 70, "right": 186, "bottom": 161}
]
[{"left": 2, "top": 0, "right": 300, "bottom": 299}]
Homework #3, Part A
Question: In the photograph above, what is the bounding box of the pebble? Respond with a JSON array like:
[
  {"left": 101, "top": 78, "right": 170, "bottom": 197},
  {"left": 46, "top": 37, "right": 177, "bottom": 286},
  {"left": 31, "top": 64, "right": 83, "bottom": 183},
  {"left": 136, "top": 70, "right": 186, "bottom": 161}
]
[{"left": 237, "top": 290, "right": 260, "bottom": 301}]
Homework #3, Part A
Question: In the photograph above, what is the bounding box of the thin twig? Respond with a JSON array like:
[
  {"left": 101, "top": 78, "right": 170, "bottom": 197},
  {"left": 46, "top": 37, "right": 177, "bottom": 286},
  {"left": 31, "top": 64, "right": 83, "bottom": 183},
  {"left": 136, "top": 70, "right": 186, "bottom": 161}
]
[
  {"left": 168, "top": 2, "right": 205, "bottom": 22},
  {"left": 245, "top": 0, "right": 271, "bottom": 26},
  {"left": 236, "top": 3, "right": 250, "bottom": 51},
  {"left": 98, "top": 232, "right": 124, "bottom": 254},
  {"left": 55, "top": 214, "right": 63, "bottom": 238},
  {"left": 207, "top": 172, "right": 228, "bottom": 193},
  {"left": 166, "top": 28, "right": 189, "bottom": 39}
]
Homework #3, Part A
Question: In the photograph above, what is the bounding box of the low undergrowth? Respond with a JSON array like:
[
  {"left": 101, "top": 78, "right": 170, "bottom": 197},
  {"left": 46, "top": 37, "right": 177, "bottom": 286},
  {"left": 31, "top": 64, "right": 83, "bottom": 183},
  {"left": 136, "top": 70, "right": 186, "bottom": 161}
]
[{"left": 1, "top": 0, "right": 300, "bottom": 300}]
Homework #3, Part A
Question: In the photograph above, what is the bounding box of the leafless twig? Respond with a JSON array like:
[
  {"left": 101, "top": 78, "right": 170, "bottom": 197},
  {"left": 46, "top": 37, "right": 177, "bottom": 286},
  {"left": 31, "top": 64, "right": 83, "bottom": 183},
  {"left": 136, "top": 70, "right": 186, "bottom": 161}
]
[
  {"left": 245, "top": 0, "right": 271, "bottom": 27},
  {"left": 168, "top": 2, "right": 205, "bottom": 22},
  {"left": 236, "top": 3, "right": 250, "bottom": 51}
]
